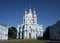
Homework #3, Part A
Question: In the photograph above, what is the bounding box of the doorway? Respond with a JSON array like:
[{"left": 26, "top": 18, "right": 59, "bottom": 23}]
[{"left": 29, "top": 33, "right": 31, "bottom": 39}]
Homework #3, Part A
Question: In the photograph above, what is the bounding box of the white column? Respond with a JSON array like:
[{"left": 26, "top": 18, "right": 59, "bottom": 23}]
[
  {"left": 35, "top": 30, "right": 36, "bottom": 39},
  {"left": 20, "top": 24, "right": 23, "bottom": 39}
]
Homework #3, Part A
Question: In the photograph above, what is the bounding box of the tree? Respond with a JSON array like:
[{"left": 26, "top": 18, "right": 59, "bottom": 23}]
[
  {"left": 8, "top": 26, "right": 17, "bottom": 39},
  {"left": 43, "top": 26, "right": 50, "bottom": 40}
]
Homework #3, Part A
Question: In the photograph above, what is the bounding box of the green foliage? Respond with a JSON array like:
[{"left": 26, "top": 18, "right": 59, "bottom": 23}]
[
  {"left": 8, "top": 26, "right": 17, "bottom": 39},
  {"left": 43, "top": 26, "right": 50, "bottom": 40}
]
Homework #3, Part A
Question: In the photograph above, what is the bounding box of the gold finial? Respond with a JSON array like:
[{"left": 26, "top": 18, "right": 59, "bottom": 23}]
[
  {"left": 29, "top": 5, "right": 31, "bottom": 9},
  {"left": 29, "top": 5, "right": 32, "bottom": 13},
  {"left": 33, "top": 8, "right": 36, "bottom": 14},
  {"left": 25, "top": 8, "right": 27, "bottom": 14}
]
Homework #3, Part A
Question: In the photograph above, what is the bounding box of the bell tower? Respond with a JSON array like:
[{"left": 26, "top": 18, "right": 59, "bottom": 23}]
[
  {"left": 33, "top": 8, "right": 37, "bottom": 24},
  {"left": 23, "top": 9, "right": 28, "bottom": 24}
]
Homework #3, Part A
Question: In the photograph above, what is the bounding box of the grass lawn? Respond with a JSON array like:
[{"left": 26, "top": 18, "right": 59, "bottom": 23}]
[{"left": 0, "top": 40, "right": 47, "bottom": 43}]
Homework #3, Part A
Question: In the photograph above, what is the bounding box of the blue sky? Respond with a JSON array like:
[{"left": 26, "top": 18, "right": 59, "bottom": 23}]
[{"left": 0, "top": 0, "right": 60, "bottom": 31}]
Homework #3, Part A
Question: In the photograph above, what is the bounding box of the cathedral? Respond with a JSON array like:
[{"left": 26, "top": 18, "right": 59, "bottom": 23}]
[
  {"left": 0, "top": 24, "right": 9, "bottom": 40},
  {"left": 17, "top": 8, "right": 43, "bottom": 39}
]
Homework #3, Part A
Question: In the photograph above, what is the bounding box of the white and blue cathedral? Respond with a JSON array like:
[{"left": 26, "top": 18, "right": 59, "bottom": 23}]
[{"left": 17, "top": 8, "right": 43, "bottom": 39}]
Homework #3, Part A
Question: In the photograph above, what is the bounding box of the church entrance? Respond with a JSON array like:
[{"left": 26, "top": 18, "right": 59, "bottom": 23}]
[{"left": 29, "top": 33, "right": 31, "bottom": 39}]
